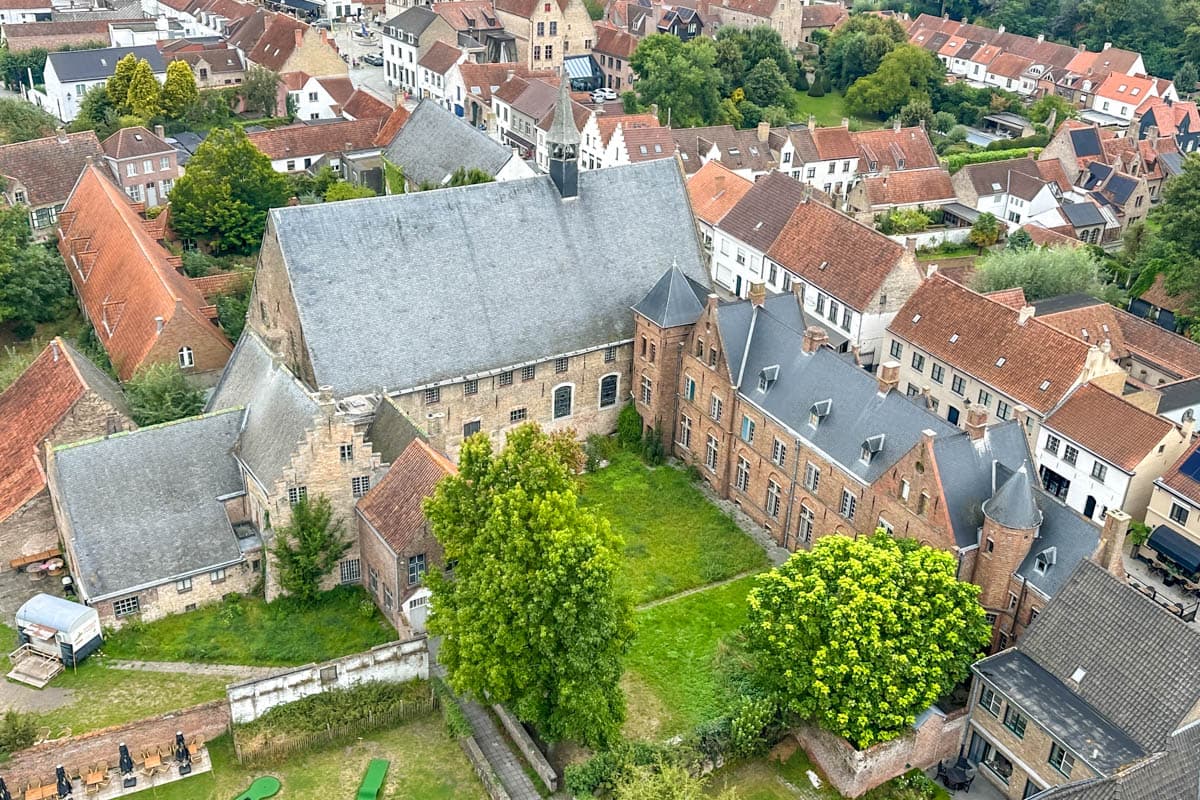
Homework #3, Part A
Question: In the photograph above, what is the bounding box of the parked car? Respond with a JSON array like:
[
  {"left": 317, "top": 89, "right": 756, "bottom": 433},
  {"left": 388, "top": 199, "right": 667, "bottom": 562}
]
[
  {"left": 362, "top": 52, "right": 384, "bottom": 66},
  {"left": 313, "top": 17, "right": 332, "bottom": 29},
  {"left": 591, "top": 87, "right": 618, "bottom": 103}
]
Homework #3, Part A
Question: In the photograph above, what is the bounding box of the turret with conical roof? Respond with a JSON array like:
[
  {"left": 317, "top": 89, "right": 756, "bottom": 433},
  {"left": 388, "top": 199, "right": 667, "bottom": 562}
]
[
  {"left": 973, "top": 461, "right": 1045, "bottom": 638},
  {"left": 983, "top": 462, "right": 1043, "bottom": 531},
  {"left": 548, "top": 76, "right": 580, "bottom": 199}
]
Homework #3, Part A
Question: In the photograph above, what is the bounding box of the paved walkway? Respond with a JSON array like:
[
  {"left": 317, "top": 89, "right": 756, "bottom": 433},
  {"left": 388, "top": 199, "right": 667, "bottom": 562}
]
[
  {"left": 636, "top": 569, "right": 760, "bottom": 611},
  {"left": 107, "top": 659, "right": 278, "bottom": 680}
]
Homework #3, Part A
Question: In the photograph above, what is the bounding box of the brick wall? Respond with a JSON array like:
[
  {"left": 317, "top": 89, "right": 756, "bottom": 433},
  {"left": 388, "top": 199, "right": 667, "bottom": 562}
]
[
  {"left": 95, "top": 559, "right": 257, "bottom": 628},
  {"left": 248, "top": 226, "right": 317, "bottom": 389},
  {"left": 0, "top": 700, "right": 230, "bottom": 789},
  {"left": 794, "top": 709, "right": 967, "bottom": 798},
  {"left": 140, "top": 305, "right": 231, "bottom": 386},
  {"left": 358, "top": 515, "right": 404, "bottom": 630}
]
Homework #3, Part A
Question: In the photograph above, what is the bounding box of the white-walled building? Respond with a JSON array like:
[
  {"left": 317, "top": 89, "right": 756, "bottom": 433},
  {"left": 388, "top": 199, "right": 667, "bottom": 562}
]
[
  {"left": 32, "top": 45, "right": 166, "bottom": 122},
  {"left": 284, "top": 72, "right": 355, "bottom": 121}
]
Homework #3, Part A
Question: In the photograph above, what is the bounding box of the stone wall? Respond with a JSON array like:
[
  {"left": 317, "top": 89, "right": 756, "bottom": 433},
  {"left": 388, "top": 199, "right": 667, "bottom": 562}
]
[
  {"left": 95, "top": 559, "right": 257, "bottom": 628},
  {"left": 492, "top": 704, "right": 557, "bottom": 791},
  {"left": 795, "top": 708, "right": 967, "bottom": 798},
  {"left": 0, "top": 700, "right": 229, "bottom": 788},
  {"left": 227, "top": 637, "right": 427, "bottom": 724},
  {"left": 248, "top": 224, "right": 317, "bottom": 389}
]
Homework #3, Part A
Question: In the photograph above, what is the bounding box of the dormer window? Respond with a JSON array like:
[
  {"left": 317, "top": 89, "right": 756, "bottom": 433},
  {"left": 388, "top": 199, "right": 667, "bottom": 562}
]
[
  {"left": 1034, "top": 547, "right": 1057, "bottom": 573},
  {"left": 757, "top": 365, "right": 779, "bottom": 392},
  {"left": 809, "top": 398, "right": 831, "bottom": 428},
  {"left": 860, "top": 434, "right": 885, "bottom": 465}
]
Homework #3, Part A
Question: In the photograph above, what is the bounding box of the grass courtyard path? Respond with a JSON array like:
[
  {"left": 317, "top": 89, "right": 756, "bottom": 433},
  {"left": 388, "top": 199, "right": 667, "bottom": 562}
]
[
  {"left": 107, "top": 659, "right": 278, "bottom": 680},
  {"left": 635, "top": 569, "right": 760, "bottom": 611}
]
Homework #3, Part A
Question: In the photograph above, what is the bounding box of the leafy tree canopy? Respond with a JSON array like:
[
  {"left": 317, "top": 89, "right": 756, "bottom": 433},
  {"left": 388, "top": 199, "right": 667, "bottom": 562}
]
[
  {"left": 967, "top": 211, "right": 1003, "bottom": 249},
  {"left": 68, "top": 86, "right": 119, "bottom": 139},
  {"left": 324, "top": 181, "right": 376, "bottom": 201},
  {"left": 126, "top": 58, "right": 161, "bottom": 120},
  {"left": 973, "top": 244, "right": 1103, "bottom": 300},
  {"left": 0, "top": 206, "right": 72, "bottom": 326},
  {"left": 107, "top": 53, "right": 139, "bottom": 113},
  {"left": 0, "top": 99, "right": 58, "bottom": 144},
  {"left": 630, "top": 34, "right": 724, "bottom": 127},
  {"left": 745, "top": 533, "right": 990, "bottom": 748},
  {"left": 168, "top": 126, "right": 290, "bottom": 253},
  {"left": 425, "top": 424, "right": 635, "bottom": 747},
  {"left": 743, "top": 57, "right": 789, "bottom": 109},
  {"left": 125, "top": 362, "right": 205, "bottom": 426},
  {"left": 1150, "top": 152, "right": 1200, "bottom": 315},
  {"left": 161, "top": 60, "right": 200, "bottom": 119},
  {"left": 821, "top": 15, "right": 907, "bottom": 90},
  {"left": 843, "top": 45, "right": 944, "bottom": 120},
  {"left": 242, "top": 66, "right": 282, "bottom": 117},
  {"left": 271, "top": 494, "right": 351, "bottom": 602}
]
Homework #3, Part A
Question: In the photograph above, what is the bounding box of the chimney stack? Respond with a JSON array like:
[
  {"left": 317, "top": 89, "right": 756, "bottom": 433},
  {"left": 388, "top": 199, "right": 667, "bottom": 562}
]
[
  {"left": 1182, "top": 409, "right": 1195, "bottom": 439},
  {"left": 801, "top": 325, "right": 828, "bottom": 354},
  {"left": 294, "top": 28, "right": 303, "bottom": 47},
  {"left": 893, "top": 117, "right": 901, "bottom": 132},
  {"left": 840, "top": 117, "right": 849, "bottom": 129},
  {"left": 1098, "top": 509, "right": 1131, "bottom": 579},
  {"left": 807, "top": 114, "right": 815, "bottom": 132},
  {"left": 877, "top": 361, "right": 900, "bottom": 394},
  {"left": 50, "top": 339, "right": 60, "bottom": 361},
  {"left": 748, "top": 281, "right": 766, "bottom": 307},
  {"left": 56, "top": 126, "right": 68, "bottom": 144},
  {"left": 1037, "top": 33, "right": 1044, "bottom": 42},
  {"left": 756, "top": 120, "right": 769, "bottom": 143},
  {"left": 154, "top": 124, "right": 165, "bottom": 139},
  {"left": 965, "top": 403, "right": 988, "bottom": 440},
  {"left": 154, "top": 316, "right": 164, "bottom": 334},
  {"left": 1017, "top": 305, "right": 1035, "bottom": 326}
]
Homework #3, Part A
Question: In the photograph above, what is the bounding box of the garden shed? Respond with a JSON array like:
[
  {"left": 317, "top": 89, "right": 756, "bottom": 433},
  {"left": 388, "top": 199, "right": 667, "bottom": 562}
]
[{"left": 15, "top": 593, "right": 103, "bottom": 667}]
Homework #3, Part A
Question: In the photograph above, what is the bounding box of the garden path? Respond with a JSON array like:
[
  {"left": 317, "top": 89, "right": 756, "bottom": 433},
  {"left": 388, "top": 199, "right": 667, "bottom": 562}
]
[
  {"left": 107, "top": 659, "right": 278, "bottom": 680},
  {"left": 635, "top": 569, "right": 760, "bottom": 611}
]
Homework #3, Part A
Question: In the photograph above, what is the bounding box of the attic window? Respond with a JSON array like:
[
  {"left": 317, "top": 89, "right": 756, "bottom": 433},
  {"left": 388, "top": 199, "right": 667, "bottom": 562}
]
[
  {"left": 1118, "top": 84, "right": 1127, "bottom": 91},
  {"left": 991, "top": 182, "right": 1003, "bottom": 191},
  {"left": 809, "top": 398, "right": 832, "bottom": 428},
  {"left": 818, "top": 261, "right": 828, "bottom": 270},
  {"left": 912, "top": 313, "right": 922, "bottom": 323},
  {"left": 1034, "top": 547, "right": 1057, "bottom": 573},
  {"left": 1070, "top": 667, "right": 1086, "bottom": 683},
  {"left": 728, "top": 148, "right": 740, "bottom": 155},
  {"left": 949, "top": 333, "right": 959, "bottom": 343},
  {"left": 1132, "top": 88, "right": 1140, "bottom": 95},
  {"left": 750, "top": 146, "right": 759, "bottom": 155},
  {"left": 757, "top": 364, "right": 779, "bottom": 392},
  {"left": 996, "top": 357, "right": 1006, "bottom": 367},
  {"left": 639, "top": 145, "right": 647, "bottom": 154},
  {"left": 654, "top": 144, "right": 662, "bottom": 153},
  {"left": 1039, "top": 380, "right": 1051, "bottom": 391},
  {"left": 860, "top": 434, "right": 885, "bottom": 464}
]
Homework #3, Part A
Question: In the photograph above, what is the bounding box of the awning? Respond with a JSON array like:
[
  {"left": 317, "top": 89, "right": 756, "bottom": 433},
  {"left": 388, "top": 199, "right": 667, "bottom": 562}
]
[
  {"left": 1147, "top": 525, "right": 1200, "bottom": 574},
  {"left": 279, "top": 0, "right": 322, "bottom": 14}
]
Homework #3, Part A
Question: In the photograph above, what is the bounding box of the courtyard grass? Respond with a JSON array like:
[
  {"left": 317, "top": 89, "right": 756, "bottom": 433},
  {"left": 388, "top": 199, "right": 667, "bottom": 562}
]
[
  {"left": 786, "top": 90, "right": 884, "bottom": 130},
  {"left": 622, "top": 574, "right": 759, "bottom": 739},
  {"left": 707, "top": 749, "right": 951, "bottom": 800},
  {"left": 121, "top": 717, "right": 485, "bottom": 800},
  {"left": 579, "top": 453, "right": 768, "bottom": 604},
  {"left": 101, "top": 587, "right": 395, "bottom": 667}
]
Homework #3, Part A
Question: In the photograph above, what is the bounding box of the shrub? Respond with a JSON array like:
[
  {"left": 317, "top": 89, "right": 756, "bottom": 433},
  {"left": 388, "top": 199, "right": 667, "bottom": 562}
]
[
  {"left": 1130, "top": 521, "right": 1151, "bottom": 547},
  {"left": 181, "top": 249, "right": 218, "bottom": 277},
  {"left": 433, "top": 679, "right": 473, "bottom": 739},
  {"left": 235, "top": 680, "right": 432, "bottom": 739},
  {"left": 564, "top": 741, "right": 670, "bottom": 798},
  {"left": 12, "top": 320, "right": 36, "bottom": 340},
  {"left": 730, "top": 696, "right": 779, "bottom": 758},
  {"left": 0, "top": 710, "right": 37, "bottom": 755},
  {"left": 640, "top": 429, "right": 664, "bottom": 465},
  {"left": 944, "top": 147, "right": 1043, "bottom": 173},
  {"left": 585, "top": 433, "right": 619, "bottom": 470},
  {"left": 985, "top": 132, "right": 1049, "bottom": 151},
  {"left": 617, "top": 404, "right": 643, "bottom": 448}
]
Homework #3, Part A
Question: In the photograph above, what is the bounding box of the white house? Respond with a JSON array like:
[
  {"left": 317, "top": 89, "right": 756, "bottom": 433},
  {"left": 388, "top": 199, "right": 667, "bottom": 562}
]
[
  {"left": 0, "top": 0, "right": 50, "bottom": 24},
  {"left": 707, "top": 172, "right": 803, "bottom": 300},
  {"left": 416, "top": 40, "right": 467, "bottom": 112},
  {"left": 1036, "top": 382, "right": 1192, "bottom": 523},
  {"left": 1091, "top": 73, "right": 1176, "bottom": 123},
  {"left": 774, "top": 119, "right": 859, "bottom": 202},
  {"left": 285, "top": 72, "right": 355, "bottom": 120},
  {"left": 382, "top": 5, "right": 439, "bottom": 93},
  {"left": 33, "top": 45, "right": 166, "bottom": 123},
  {"left": 247, "top": 118, "right": 384, "bottom": 173},
  {"left": 108, "top": 17, "right": 185, "bottom": 47}
]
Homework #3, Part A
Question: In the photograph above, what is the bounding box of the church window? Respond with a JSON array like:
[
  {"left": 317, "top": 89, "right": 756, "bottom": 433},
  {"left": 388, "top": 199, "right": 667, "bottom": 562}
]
[
  {"left": 553, "top": 385, "right": 573, "bottom": 419},
  {"left": 599, "top": 374, "right": 618, "bottom": 407}
]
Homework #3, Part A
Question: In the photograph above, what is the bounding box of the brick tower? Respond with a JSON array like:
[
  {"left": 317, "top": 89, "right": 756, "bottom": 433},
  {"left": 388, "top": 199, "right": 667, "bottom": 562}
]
[{"left": 973, "top": 462, "right": 1042, "bottom": 636}]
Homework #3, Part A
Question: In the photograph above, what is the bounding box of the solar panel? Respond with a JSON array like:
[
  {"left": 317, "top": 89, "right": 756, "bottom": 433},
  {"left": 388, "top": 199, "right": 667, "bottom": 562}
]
[{"left": 1179, "top": 449, "right": 1200, "bottom": 482}]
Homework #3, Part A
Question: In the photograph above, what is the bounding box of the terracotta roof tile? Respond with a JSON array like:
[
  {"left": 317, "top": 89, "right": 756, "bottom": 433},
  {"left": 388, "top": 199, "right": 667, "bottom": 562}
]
[
  {"left": 100, "top": 126, "right": 174, "bottom": 160},
  {"left": 57, "top": 165, "right": 231, "bottom": 380},
  {"left": 852, "top": 125, "right": 938, "bottom": 171},
  {"left": 686, "top": 159, "right": 753, "bottom": 226},
  {"left": 1039, "top": 300, "right": 1200, "bottom": 380},
  {"left": 247, "top": 14, "right": 308, "bottom": 71},
  {"left": 418, "top": 40, "right": 463, "bottom": 74},
  {"left": 593, "top": 23, "right": 638, "bottom": 58},
  {"left": 622, "top": 125, "right": 676, "bottom": 162},
  {"left": 1046, "top": 382, "right": 1174, "bottom": 471},
  {"left": 1095, "top": 73, "right": 1156, "bottom": 105},
  {"left": 0, "top": 131, "right": 101, "bottom": 207},
  {"left": 1160, "top": 438, "right": 1200, "bottom": 504},
  {"left": 247, "top": 117, "right": 383, "bottom": 160},
  {"left": 860, "top": 167, "right": 954, "bottom": 207},
  {"left": 190, "top": 271, "right": 252, "bottom": 300},
  {"left": 595, "top": 112, "right": 658, "bottom": 147},
  {"left": 432, "top": 0, "right": 503, "bottom": 31},
  {"left": 810, "top": 125, "right": 858, "bottom": 160},
  {"left": 670, "top": 125, "right": 777, "bottom": 174},
  {"left": 719, "top": 0, "right": 777, "bottom": 19},
  {"left": 357, "top": 438, "right": 454, "bottom": 552},
  {"left": 718, "top": 171, "right": 804, "bottom": 252},
  {"left": 1034, "top": 158, "right": 1073, "bottom": 193},
  {"left": 888, "top": 274, "right": 1095, "bottom": 412},
  {"left": 1020, "top": 222, "right": 1082, "bottom": 248},
  {"left": 987, "top": 52, "right": 1033, "bottom": 78},
  {"left": 0, "top": 19, "right": 132, "bottom": 52},
  {"left": 372, "top": 104, "right": 411, "bottom": 146},
  {"left": 984, "top": 287, "right": 1028, "bottom": 308},
  {"left": 342, "top": 89, "right": 392, "bottom": 121},
  {"left": 767, "top": 199, "right": 906, "bottom": 310},
  {"left": 799, "top": 2, "right": 846, "bottom": 26},
  {"left": 1139, "top": 273, "right": 1193, "bottom": 315}
]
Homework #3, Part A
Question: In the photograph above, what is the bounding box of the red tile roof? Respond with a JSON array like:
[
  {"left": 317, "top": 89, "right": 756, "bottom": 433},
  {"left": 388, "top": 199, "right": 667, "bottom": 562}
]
[
  {"left": 984, "top": 287, "right": 1027, "bottom": 308},
  {"left": 987, "top": 52, "right": 1033, "bottom": 79},
  {"left": 1139, "top": 273, "right": 1194, "bottom": 315},
  {"left": 418, "top": 40, "right": 464, "bottom": 74},
  {"left": 357, "top": 438, "right": 454, "bottom": 552},
  {"left": 622, "top": 125, "right": 676, "bottom": 162},
  {"left": 768, "top": 199, "right": 907, "bottom": 310},
  {"left": 1094, "top": 73, "right": 1157, "bottom": 105},
  {"left": 316, "top": 75, "right": 355, "bottom": 108},
  {"left": 100, "top": 126, "right": 173, "bottom": 160},
  {"left": 852, "top": 125, "right": 938, "bottom": 171},
  {"left": 247, "top": 14, "right": 308, "bottom": 71},
  {"left": 247, "top": 118, "right": 383, "bottom": 160},
  {"left": 56, "top": 165, "right": 232, "bottom": 381},
  {"left": 460, "top": 63, "right": 554, "bottom": 104},
  {"left": 859, "top": 167, "right": 955, "bottom": 207},
  {"left": 0, "top": 340, "right": 88, "bottom": 523},
  {"left": 888, "top": 274, "right": 1097, "bottom": 413},
  {"left": 1039, "top": 301, "right": 1200, "bottom": 381},
  {"left": 494, "top": 0, "right": 567, "bottom": 18},
  {"left": 1021, "top": 222, "right": 1082, "bottom": 248},
  {"left": 190, "top": 270, "right": 252, "bottom": 300},
  {"left": 719, "top": 0, "right": 778, "bottom": 19},
  {"left": 592, "top": 22, "right": 638, "bottom": 58},
  {"left": 0, "top": 19, "right": 133, "bottom": 52},
  {"left": 373, "top": 104, "right": 411, "bottom": 146},
  {"left": 342, "top": 89, "right": 392, "bottom": 121},
  {"left": 1046, "top": 382, "right": 1175, "bottom": 471},
  {"left": 595, "top": 111, "right": 658, "bottom": 147},
  {"left": 1160, "top": 438, "right": 1200, "bottom": 504},
  {"left": 0, "top": 131, "right": 101, "bottom": 208},
  {"left": 432, "top": 0, "right": 503, "bottom": 31},
  {"left": 799, "top": 2, "right": 846, "bottom": 27},
  {"left": 686, "top": 159, "right": 753, "bottom": 226}
]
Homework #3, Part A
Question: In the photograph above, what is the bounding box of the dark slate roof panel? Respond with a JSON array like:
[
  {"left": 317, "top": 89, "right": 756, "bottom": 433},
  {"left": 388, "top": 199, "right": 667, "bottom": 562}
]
[
  {"left": 632, "top": 264, "right": 709, "bottom": 329},
  {"left": 1032, "top": 293, "right": 1101, "bottom": 316},
  {"left": 1158, "top": 377, "right": 1200, "bottom": 414},
  {"left": 1061, "top": 202, "right": 1106, "bottom": 227},
  {"left": 385, "top": 6, "right": 437, "bottom": 34},
  {"left": 383, "top": 99, "right": 518, "bottom": 186},
  {"left": 973, "top": 649, "right": 1146, "bottom": 774},
  {"left": 984, "top": 462, "right": 1043, "bottom": 530},
  {"left": 931, "top": 421, "right": 1031, "bottom": 549},
  {"left": 269, "top": 157, "right": 709, "bottom": 396},
  {"left": 1015, "top": 496, "right": 1099, "bottom": 597},
  {"left": 52, "top": 410, "right": 245, "bottom": 599},
  {"left": 47, "top": 44, "right": 165, "bottom": 82},
  {"left": 1069, "top": 127, "right": 1104, "bottom": 158}
]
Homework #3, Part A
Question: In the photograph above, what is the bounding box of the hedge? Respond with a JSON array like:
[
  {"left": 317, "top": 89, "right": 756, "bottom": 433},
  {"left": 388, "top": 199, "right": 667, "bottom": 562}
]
[{"left": 944, "top": 147, "right": 1043, "bottom": 173}]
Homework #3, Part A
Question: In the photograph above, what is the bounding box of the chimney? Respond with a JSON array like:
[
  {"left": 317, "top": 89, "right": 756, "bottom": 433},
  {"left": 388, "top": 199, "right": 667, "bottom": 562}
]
[
  {"left": 1017, "top": 305, "right": 1035, "bottom": 325},
  {"left": 1182, "top": 409, "right": 1196, "bottom": 439},
  {"left": 1147, "top": 125, "right": 1159, "bottom": 147},
  {"left": 965, "top": 403, "right": 988, "bottom": 440},
  {"left": 801, "top": 325, "right": 828, "bottom": 354},
  {"left": 840, "top": 117, "right": 849, "bottom": 129},
  {"left": 748, "top": 281, "right": 766, "bottom": 307},
  {"left": 294, "top": 28, "right": 303, "bottom": 47},
  {"left": 905, "top": 236, "right": 917, "bottom": 254},
  {"left": 893, "top": 117, "right": 901, "bottom": 132},
  {"left": 1037, "top": 33, "right": 1044, "bottom": 42},
  {"left": 807, "top": 114, "right": 815, "bottom": 132},
  {"left": 154, "top": 316, "right": 164, "bottom": 334},
  {"left": 154, "top": 124, "right": 165, "bottom": 139},
  {"left": 756, "top": 120, "right": 769, "bottom": 143},
  {"left": 849, "top": 344, "right": 862, "bottom": 367},
  {"left": 706, "top": 292, "right": 720, "bottom": 314},
  {"left": 318, "top": 385, "right": 334, "bottom": 403},
  {"left": 997, "top": 24, "right": 1005, "bottom": 34},
  {"left": 1097, "top": 509, "right": 1131, "bottom": 579},
  {"left": 56, "top": 126, "right": 68, "bottom": 144},
  {"left": 650, "top": 102, "right": 659, "bottom": 120},
  {"left": 877, "top": 360, "right": 900, "bottom": 394},
  {"left": 50, "top": 339, "right": 60, "bottom": 361},
  {"left": 506, "top": 69, "right": 514, "bottom": 81}
]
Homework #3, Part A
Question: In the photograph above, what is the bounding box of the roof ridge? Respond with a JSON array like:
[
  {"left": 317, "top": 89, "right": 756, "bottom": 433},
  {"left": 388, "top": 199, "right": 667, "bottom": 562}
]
[{"left": 53, "top": 406, "right": 245, "bottom": 453}]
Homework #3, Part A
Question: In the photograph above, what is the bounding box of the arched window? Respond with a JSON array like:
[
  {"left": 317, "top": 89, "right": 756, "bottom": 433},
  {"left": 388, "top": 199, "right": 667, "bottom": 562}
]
[
  {"left": 598, "top": 374, "right": 619, "bottom": 408},
  {"left": 553, "top": 384, "right": 573, "bottom": 419},
  {"left": 178, "top": 346, "right": 194, "bottom": 368}
]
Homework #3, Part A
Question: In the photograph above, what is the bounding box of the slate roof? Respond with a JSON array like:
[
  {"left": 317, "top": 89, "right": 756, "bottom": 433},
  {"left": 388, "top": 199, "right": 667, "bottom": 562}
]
[
  {"left": 1045, "top": 383, "right": 1174, "bottom": 472},
  {"left": 888, "top": 274, "right": 1097, "bottom": 413},
  {"left": 46, "top": 44, "right": 164, "bottom": 82},
  {"left": 685, "top": 159, "right": 753, "bottom": 226},
  {"left": 766, "top": 197, "right": 907, "bottom": 310},
  {"left": 717, "top": 171, "right": 805, "bottom": 253},
  {"left": 1019, "top": 560, "right": 1200, "bottom": 752},
  {"left": 1157, "top": 377, "right": 1200, "bottom": 416},
  {"left": 206, "top": 331, "right": 319, "bottom": 492},
  {"left": 268, "top": 157, "right": 708, "bottom": 396},
  {"left": 247, "top": 118, "right": 382, "bottom": 160},
  {"left": 384, "top": 99, "right": 518, "bottom": 186},
  {"left": 1059, "top": 200, "right": 1106, "bottom": 228},
  {"left": 384, "top": 5, "right": 437, "bottom": 34},
  {"left": 53, "top": 409, "right": 245, "bottom": 600},
  {"left": 0, "top": 130, "right": 101, "bottom": 208},
  {"left": 929, "top": 421, "right": 1032, "bottom": 549},
  {"left": 851, "top": 126, "right": 938, "bottom": 171},
  {"left": 983, "top": 461, "right": 1042, "bottom": 529},
  {"left": 365, "top": 397, "right": 423, "bottom": 464},
  {"left": 100, "top": 126, "right": 173, "bottom": 160},
  {"left": 357, "top": 438, "right": 454, "bottom": 553},
  {"left": 1015, "top": 492, "right": 1100, "bottom": 597},
  {"left": 632, "top": 264, "right": 709, "bottom": 328},
  {"left": 58, "top": 165, "right": 232, "bottom": 381},
  {"left": 0, "top": 339, "right": 127, "bottom": 524}
]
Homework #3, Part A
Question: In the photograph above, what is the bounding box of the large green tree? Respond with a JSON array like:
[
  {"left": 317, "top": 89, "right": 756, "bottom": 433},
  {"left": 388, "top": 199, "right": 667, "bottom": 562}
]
[
  {"left": 242, "top": 66, "right": 282, "bottom": 117},
  {"left": 124, "top": 362, "right": 204, "bottom": 425},
  {"left": 106, "top": 53, "right": 138, "bottom": 113},
  {"left": 844, "top": 44, "right": 944, "bottom": 120},
  {"left": 821, "top": 15, "right": 907, "bottom": 91},
  {"left": 68, "top": 85, "right": 119, "bottom": 139},
  {"left": 0, "top": 99, "right": 58, "bottom": 144},
  {"left": 126, "top": 58, "right": 161, "bottom": 120},
  {"left": 425, "top": 424, "right": 635, "bottom": 747},
  {"left": 630, "top": 34, "right": 724, "bottom": 127},
  {"left": 272, "top": 495, "right": 351, "bottom": 601},
  {"left": 0, "top": 206, "right": 72, "bottom": 327},
  {"left": 743, "top": 58, "right": 789, "bottom": 109},
  {"left": 973, "top": 245, "right": 1103, "bottom": 300},
  {"left": 1153, "top": 153, "right": 1200, "bottom": 314},
  {"left": 745, "top": 533, "right": 990, "bottom": 749},
  {"left": 160, "top": 60, "right": 199, "bottom": 119},
  {"left": 168, "top": 127, "right": 290, "bottom": 253}
]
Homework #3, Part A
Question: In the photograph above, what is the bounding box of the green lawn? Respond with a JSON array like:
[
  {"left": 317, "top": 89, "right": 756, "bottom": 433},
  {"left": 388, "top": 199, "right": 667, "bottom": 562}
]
[
  {"left": 101, "top": 587, "right": 396, "bottom": 667},
  {"left": 786, "top": 91, "right": 884, "bottom": 130},
  {"left": 579, "top": 453, "right": 767, "bottom": 604},
  {"left": 622, "top": 575, "right": 759, "bottom": 739},
  {"left": 708, "top": 749, "right": 950, "bottom": 800},
  {"left": 122, "top": 718, "right": 485, "bottom": 800}
]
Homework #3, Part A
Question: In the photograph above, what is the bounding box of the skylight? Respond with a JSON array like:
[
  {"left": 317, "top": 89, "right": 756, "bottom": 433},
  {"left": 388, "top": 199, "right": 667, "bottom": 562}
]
[
  {"left": 912, "top": 313, "right": 922, "bottom": 323},
  {"left": 949, "top": 333, "right": 959, "bottom": 343},
  {"left": 995, "top": 357, "right": 1005, "bottom": 367},
  {"left": 1070, "top": 667, "right": 1086, "bottom": 683},
  {"left": 818, "top": 261, "right": 828, "bottom": 270},
  {"left": 1040, "top": 380, "right": 1051, "bottom": 390}
]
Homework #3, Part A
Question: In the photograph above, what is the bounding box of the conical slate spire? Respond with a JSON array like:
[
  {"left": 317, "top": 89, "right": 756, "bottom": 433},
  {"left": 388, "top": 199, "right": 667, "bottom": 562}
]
[
  {"left": 983, "top": 461, "right": 1043, "bottom": 531},
  {"left": 547, "top": 75, "right": 580, "bottom": 148}
]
